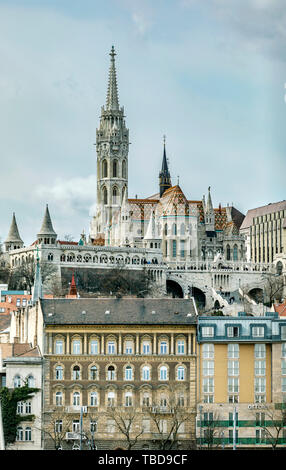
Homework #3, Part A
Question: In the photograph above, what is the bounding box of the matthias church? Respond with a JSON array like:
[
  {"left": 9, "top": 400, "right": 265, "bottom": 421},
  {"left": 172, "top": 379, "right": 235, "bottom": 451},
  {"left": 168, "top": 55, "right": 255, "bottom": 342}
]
[{"left": 3, "top": 47, "right": 260, "bottom": 308}]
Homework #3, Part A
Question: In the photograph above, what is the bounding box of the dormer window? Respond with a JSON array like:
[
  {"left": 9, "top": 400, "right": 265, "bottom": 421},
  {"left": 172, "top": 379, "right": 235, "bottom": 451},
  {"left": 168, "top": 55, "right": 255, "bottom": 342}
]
[{"left": 227, "top": 327, "right": 239, "bottom": 338}]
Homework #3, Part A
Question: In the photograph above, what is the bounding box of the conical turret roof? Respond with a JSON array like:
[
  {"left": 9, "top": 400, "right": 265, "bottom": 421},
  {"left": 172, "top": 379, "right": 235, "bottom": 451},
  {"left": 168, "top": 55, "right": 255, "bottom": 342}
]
[
  {"left": 5, "top": 213, "right": 23, "bottom": 243},
  {"left": 38, "top": 205, "right": 57, "bottom": 236}
]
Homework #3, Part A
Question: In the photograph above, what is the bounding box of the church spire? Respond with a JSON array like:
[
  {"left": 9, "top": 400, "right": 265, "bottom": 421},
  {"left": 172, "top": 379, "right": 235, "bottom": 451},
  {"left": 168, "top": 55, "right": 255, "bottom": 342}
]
[
  {"left": 159, "top": 136, "right": 172, "bottom": 198},
  {"left": 5, "top": 213, "right": 24, "bottom": 251},
  {"left": 106, "top": 46, "right": 119, "bottom": 111}
]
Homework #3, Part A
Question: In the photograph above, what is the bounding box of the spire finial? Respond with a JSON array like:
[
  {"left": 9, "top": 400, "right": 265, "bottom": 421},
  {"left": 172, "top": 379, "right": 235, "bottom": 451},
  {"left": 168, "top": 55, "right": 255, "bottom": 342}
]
[
  {"left": 163, "top": 134, "right": 166, "bottom": 146},
  {"left": 106, "top": 46, "right": 119, "bottom": 111}
]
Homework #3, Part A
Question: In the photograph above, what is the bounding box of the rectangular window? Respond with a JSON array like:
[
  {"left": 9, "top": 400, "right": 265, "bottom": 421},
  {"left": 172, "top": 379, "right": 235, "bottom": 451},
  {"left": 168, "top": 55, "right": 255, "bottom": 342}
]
[
  {"left": 108, "top": 342, "right": 115, "bottom": 354},
  {"left": 255, "top": 344, "right": 266, "bottom": 358},
  {"left": 228, "top": 395, "right": 239, "bottom": 403},
  {"left": 282, "top": 343, "right": 286, "bottom": 358},
  {"left": 172, "top": 240, "right": 177, "bottom": 258},
  {"left": 203, "top": 395, "right": 214, "bottom": 403},
  {"left": 202, "top": 343, "right": 214, "bottom": 359},
  {"left": 55, "top": 340, "right": 63, "bottom": 354},
  {"left": 255, "top": 413, "right": 265, "bottom": 426},
  {"left": 160, "top": 341, "right": 168, "bottom": 354},
  {"left": 282, "top": 378, "right": 286, "bottom": 393},
  {"left": 72, "top": 340, "right": 81, "bottom": 354},
  {"left": 90, "top": 340, "right": 98, "bottom": 354},
  {"left": 228, "top": 344, "right": 239, "bottom": 359},
  {"left": 72, "top": 420, "right": 80, "bottom": 433},
  {"left": 202, "top": 327, "right": 214, "bottom": 338},
  {"left": 228, "top": 378, "right": 239, "bottom": 394},
  {"left": 177, "top": 340, "right": 185, "bottom": 354},
  {"left": 203, "top": 377, "right": 214, "bottom": 394},
  {"left": 227, "top": 327, "right": 239, "bottom": 338},
  {"left": 281, "top": 326, "right": 286, "bottom": 341},
  {"left": 255, "top": 377, "right": 266, "bottom": 393},
  {"left": 142, "top": 342, "right": 151, "bottom": 354},
  {"left": 255, "top": 360, "right": 266, "bottom": 376},
  {"left": 125, "top": 341, "right": 133, "bottom": 354},
  {"left": 228, "top": 360, "right": 239, "bottom": 376},
  {"left": 252, "top": 327, "right": 264, "bottom": 338},
  {"left": 180, "top": 240, "right": 185, "bottom": 258},
  {"left": 203, "top": 360, "right": 214, "bottom": 376},
  {"left": 142, "top": 419, "right": 150, "bottom": 433}
]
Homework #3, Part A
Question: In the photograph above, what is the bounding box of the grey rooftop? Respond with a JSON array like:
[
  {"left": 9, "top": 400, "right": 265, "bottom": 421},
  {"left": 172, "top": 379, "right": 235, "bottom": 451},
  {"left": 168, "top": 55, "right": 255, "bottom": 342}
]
[{"left": 40, "top": 298, "right": 197, "bottom": 325}]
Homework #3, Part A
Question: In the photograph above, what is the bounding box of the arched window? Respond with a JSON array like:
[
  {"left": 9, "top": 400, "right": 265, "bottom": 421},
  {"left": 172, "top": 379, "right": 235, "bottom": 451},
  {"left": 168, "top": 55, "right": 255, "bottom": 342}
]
[
  {"left": 180, "top": 223, "right": 185, "bottom": 236},
  {"left": 103, "top": 186, "right": 108, "bottom": 205},
  {"left": 16, "top": 427, "right": 24, "bottom": 441},
  {"left": 125, "top": 365, "right": 133, "bottom": 380},
  {"left": 27, "top": 375, "right": 35, "bottom": 387},
  {"left": 55, "top": 391, "right": 63, "bottom": 406},
  {"left": 226, "top": 245, "right": 231, "bottom": 261},
  {"left": 172, "top": 223, "right": 177, "bottom": 235},
  {"left": 122, "top": 160, "right": 127, "bottom": 178},
  {"left": 107, "top": 366, "right": 115, "bottom": 380},
  {"left": 90, "top": 392, "right": 98, "bottom": 407},
  {"left": 125, "top": 391, "right": 133, "bottom": 407},
  {"left": 14, "top": 375, "right": 21, "bottom": 388},
  {"left": 25, "top": 427, "right": 32, "bottom": 441},
  {"left": 177, "top": 366, "right": 185, "bottom": 381},
  {"left": 102, "top": 159, "right": 108, "bottom": 178},
  {"left": 107, "top": 391, "right": 115, "bottom": 407},
  {"left": 142, "top": 366, "right": 151, "bottom": 381},
  {"left": 112, "top": 159, "right": 118, "bottom": 177},
  {"left": 233, "top": 245, "right": 238, "bottom": 261},
  {"left": 73, "top": 392, "right": 80, "bottom": 406},
  {"left": 112, "top": 186, "right": 118, "bottom": 204},
  {"left": 90, "top": 365, "right": 98, "bottom": 380},
  {"left": 72, "top": 366, "right": 81, "bottom": 380},
  {"left": 164, "top": 224, "right": 168, "bottom": 236},
  {"left": 160, "top": 341, "right": 168, "bottom": 355},
  {"left": 48, "top": 253, "right": 54, "bottom": 261},
  {"left": 142, "top": 392, "right": 151, "bottom": 407},
  {"left": 177, "top": 339, "right": 185, "bottom": 354},
  {"left": 159, "top": 366, "right": 167, "bottom": 381}
]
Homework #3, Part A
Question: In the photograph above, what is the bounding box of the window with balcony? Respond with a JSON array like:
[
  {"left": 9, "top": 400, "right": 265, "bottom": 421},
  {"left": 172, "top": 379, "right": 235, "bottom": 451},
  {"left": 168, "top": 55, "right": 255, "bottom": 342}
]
[
  {"left": 72, "top": 392, "right": 80, "bottom": 406},
  {"left": 55, "top": 392, "right": 63, "bottom": 406}
]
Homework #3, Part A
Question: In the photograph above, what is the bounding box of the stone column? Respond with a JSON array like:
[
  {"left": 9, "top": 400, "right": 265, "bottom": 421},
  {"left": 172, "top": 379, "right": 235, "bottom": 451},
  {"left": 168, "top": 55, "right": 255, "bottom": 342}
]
[
  {"left": 188, "top": 333, "right": 192, "bottom": 355},
  {"left": 153, "top": 333, "right": 157, "bottom": 354},
  {"left": 101, "top": 334, "right": 105, "bottom": 355},
  {"left": 66, "top": 333, "right": 70, "bottom": 354},
  {"left": 84, "top": 333, "right": 87, "bottom": 355},
  {"left": 48, "top": 333, "right": 53, "bottom": 354},
  {"left": 171, "top": 333, "right": 174, "bottom": 355},
  {"left": 119, "top": 333, "right": 122, "bottom": 354},
  {"left": 136, "top": 334, "right": 139, "bottom": 355}
]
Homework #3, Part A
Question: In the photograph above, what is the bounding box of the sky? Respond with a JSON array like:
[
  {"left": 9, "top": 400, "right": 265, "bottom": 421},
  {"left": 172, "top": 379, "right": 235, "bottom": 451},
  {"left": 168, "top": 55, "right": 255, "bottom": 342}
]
[{"left": 0, "top": 0, "right": 285, "bottom": 245}]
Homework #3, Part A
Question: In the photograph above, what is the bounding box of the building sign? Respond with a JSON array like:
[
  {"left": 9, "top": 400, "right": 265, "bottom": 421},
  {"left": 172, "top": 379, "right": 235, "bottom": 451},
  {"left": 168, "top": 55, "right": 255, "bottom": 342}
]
[{"left": 247, "top": 404, "right": 267, "bottom": 410}]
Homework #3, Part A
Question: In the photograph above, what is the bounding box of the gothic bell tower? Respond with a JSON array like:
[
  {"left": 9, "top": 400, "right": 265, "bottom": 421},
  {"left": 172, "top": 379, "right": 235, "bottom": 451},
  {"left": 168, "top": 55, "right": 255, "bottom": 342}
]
[{"left": 92, "top": 46, "right": 129, "bottom": 241}]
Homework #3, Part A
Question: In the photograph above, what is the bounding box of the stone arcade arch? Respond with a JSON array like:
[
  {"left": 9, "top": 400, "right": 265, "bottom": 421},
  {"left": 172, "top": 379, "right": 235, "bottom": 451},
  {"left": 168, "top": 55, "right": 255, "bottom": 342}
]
[
  {"left": 248, "top": 288, "right": 264, "bottom": 304},
  {"left": 166, "top": 280, "right": 184, "bottom": 298}
]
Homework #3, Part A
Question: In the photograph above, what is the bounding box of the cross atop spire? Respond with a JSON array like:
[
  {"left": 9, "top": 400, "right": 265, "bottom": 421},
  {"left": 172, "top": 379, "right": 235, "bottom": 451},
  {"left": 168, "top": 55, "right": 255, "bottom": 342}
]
[{"left": 106, "top": 46, "right": 119, "bottom": 111}]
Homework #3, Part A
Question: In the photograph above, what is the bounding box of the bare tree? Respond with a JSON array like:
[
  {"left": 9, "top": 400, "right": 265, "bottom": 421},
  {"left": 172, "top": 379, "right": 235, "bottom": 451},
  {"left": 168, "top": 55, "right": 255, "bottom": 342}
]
[
  {"left": 38, "top": 408, "right": 73, "bottom": 450},
  {"left": 253, "top": 404, "right": 286, "bottom": 450},
  {"left": 81, "top": 412, "right": 99, "bottom": 450},
  {"left": 198, "top": 409, "right": 224, "bottom": 449},
  {"left": 105, "top": 406, "right": 144, "bottom": 450},
  {"left": 9, "top": 259, "right": 58, "bottom": 293},
  {"left": 262, "top": 273, "right": 284, "bottom": 306},
  {"left": 63, "top": 234, "right": 74, "bottom": 242},
  {"left": 0, "top": 240, "right": 10, "bottom": 284},
  {"left": 146, "top": 394, "right": 195, "bottom": 450}
]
